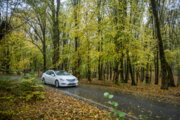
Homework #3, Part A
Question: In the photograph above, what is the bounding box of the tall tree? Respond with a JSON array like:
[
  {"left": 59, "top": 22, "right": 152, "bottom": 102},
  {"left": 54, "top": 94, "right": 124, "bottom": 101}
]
[
  {"left": 150, "top": 0, "right": 174, "bottom": 89},
  {"left": 72, "top": 0, "right": 81, "bottom": 79},
  {"left": 48, "top": 0, "right": 61, "bottom": 69},
  {"left": 97, "top": 0, "right": 103, "bottom": 80},
  {"left": 23, "top": 0, "right": 48, "bottom": 72}
]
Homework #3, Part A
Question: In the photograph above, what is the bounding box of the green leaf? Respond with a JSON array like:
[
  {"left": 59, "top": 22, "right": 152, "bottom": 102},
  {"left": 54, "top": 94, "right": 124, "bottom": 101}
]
[
  {"left": 112, "top": 101, "right": 118, "bottom": 107},
  {"left": 108, "top": 101, "right": 112, "bottom": 105},
  {"left": 118, "top": 111, "right": 125, "bottom": 117},
  {"left": 108, "top": 94, "right": 114, "bottom": 99},
  {"left": 112, "top": 108, "right": 116, "bottom": 113},
  {"left": 104, "top": 92, "right": 109, "bottom": 98}
]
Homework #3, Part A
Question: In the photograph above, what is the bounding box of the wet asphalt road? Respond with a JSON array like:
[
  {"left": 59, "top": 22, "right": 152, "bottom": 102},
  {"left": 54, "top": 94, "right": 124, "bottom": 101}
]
[
  {"left": 1, "top": 75, "right": 180, "bottom": 120},
  {"left": 46, "top": 84, "right": 180, "bottom": 120}
]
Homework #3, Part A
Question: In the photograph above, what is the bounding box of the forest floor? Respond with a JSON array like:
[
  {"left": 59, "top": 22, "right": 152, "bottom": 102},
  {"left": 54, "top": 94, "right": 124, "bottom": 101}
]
[
  {"left": 1, "top": 89, "right": 114, "bottom": 120},
  {"left": 80, "top": 78, "right": 180, "bottom": 105}
]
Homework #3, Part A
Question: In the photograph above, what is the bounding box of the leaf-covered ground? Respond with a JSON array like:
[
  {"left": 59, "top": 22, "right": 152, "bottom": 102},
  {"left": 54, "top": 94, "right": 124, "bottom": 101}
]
[{"left": 12, "top": 89, "right": 113, "bottom": 120}]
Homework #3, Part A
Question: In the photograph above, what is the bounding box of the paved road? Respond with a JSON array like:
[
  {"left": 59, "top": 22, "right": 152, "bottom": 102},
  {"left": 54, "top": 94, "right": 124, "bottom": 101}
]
[
  {"left": 46, "top": 84, "right": 180, "bottom": 120},
  {"left": 1, "top": 75, "right": 180, "bottom": 120}
]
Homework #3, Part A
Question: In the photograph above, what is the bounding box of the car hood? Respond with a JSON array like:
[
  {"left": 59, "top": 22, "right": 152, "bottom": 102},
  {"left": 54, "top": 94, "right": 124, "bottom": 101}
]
[{"left": 56, "top": 75, "right": 77, "bottom": 80}]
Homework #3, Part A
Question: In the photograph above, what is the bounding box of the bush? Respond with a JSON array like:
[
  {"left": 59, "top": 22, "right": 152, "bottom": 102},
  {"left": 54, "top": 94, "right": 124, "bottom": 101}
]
[
  {"left": 0, "top": 73, "right": 45, "bottom": 119},
  {"left": 0, "top": 73, "right": 45, "bottom": 101},
  {"left": 18, "top": 73, "right": 45, "bottom": 101},
  {"left": 0, "top": 78, "right": 16, "bottom": 92}
]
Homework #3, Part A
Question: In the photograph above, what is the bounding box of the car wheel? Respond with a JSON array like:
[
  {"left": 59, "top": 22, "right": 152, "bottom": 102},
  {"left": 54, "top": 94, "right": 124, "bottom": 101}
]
[
  {"left": 55, "top": 80, "right": 59, "bottom": 88},
  {"left": 43, "top": 78, "right": 46, "bottom": 84}
]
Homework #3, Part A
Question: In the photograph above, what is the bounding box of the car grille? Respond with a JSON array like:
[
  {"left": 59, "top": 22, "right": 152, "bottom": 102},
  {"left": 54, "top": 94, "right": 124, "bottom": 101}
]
[
  {"left": 66, "top": 79, "right": 75, "bottom": 82},
  {"left": 68, "top": 83, "right": 76, "bottom": 86}
]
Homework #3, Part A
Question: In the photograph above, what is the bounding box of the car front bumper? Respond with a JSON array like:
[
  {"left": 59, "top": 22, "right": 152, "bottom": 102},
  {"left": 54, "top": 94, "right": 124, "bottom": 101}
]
[{"left": 59, "top": 82, "right": 78, "bottom": 87}]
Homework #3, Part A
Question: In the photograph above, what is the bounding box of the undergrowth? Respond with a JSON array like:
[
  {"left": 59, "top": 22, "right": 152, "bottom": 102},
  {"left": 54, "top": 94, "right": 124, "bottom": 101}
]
[{"left": 0, "top": 74, "right": 45, "bottom": 119}]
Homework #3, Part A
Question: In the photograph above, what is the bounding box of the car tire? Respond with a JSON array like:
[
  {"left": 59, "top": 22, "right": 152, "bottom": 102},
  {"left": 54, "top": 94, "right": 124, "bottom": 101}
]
[
  {"left": 55, "top": 80, "right": 59, "bottom": 88},
  {"left": 43, "top": 78, "right": 46, "bottom": 85}
]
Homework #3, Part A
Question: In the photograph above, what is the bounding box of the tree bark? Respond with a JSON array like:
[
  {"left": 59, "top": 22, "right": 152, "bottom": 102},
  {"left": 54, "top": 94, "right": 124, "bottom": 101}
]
[
  {"left": 125, "top": 57, "right": 129, "bottom": 83},
  {"left": 73, "top": 0, "right": 81, "bottom": 79},
  {"left": 155, "top": 50, "right": 159, "bottom": 84},
  {"left": 127, "top": 53, "right": 136, "bottom": 86},
  {"left": 141, "top": 67, "right": 144, "bottom": 82},
  {"left": 97, "top": 0, "right": 103, "bottom": 81},
  {"left": 51, "top": 0, "right": 60, "bottom": 70},
  {"left": 120, "top": 55, "right": 125, "bottom": 82}
]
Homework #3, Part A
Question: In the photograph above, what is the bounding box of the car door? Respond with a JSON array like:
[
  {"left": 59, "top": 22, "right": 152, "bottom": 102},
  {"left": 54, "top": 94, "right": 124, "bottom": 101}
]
[
  {"left": 45, "top": 71, "right": 51, "bottom": 84},
  {"left": 49, "top": 71, "right": 56, "bottom": 85}
]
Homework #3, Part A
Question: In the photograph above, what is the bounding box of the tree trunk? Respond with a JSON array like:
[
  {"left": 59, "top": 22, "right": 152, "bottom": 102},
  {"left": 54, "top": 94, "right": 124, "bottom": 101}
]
[
  {"left": 114, "top": 61, "right": 119, "bottom": 84},
  {"left": 97, "top": 0, "right": 103, "bottom": 81},
  {"left": 136, "top": 70, "right": 139, "bottom": 83},
  {"left": 141, "top": 67, "right": 144, "bottom": 82},
  {"left": 73, "top": 0, "right": 81, "bottom": 79},
  {"left": 120, "top": 55, "right": 125, "bottom": 82},
  {"left": 127, "top": 51, "right": 136, "bottom": 85},
  {"left": 146, "top": 63, "right": 150, "bottom": 84},
  {"left": 110, "top": 62, "right": 112, "bottom": 80},
  {"left": 167, "top": 64, "right": 175, "bottom": 86},
  {"left": 42, "top": 29, "right": 46, "bottom": 72},
  {"left": 125, "top": 58, "right": 129, "bottom": 83},
  {"left": 154, "top": 50, "right": 159, "bottom": 84},
  {"left": 52, "top": 0, "right": 60, "bottom": 69},
  {"left": 150, "top": 0, "right": 174, "bottom": 89}
]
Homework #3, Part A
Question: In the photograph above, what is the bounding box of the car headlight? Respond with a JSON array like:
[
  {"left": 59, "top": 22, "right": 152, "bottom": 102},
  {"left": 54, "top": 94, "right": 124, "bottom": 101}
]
[{"left": 60, "top": 78, "right": 65, "bottom": 81}]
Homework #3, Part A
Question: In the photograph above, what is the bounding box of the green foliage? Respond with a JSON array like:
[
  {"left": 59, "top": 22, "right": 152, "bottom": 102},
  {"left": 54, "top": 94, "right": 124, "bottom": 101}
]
[
  {"left": 104, "top": 92, "right": 125, "bottom": 120},
  {"left": 0, "top": 74, "right": 45, "bottom": 101},
  {"left": 0, "top": 110, "right": 15, "bottom": 120},
  {"left": 138, "top": 115, "right": 149, "bottom": 120},
  {"left": 0, "top": 78, "right": 16, "bottom": 91},
  {"left": 18, "top": 73, "right": 45, "bottom": 101},
  {"left": 0, "top": 74, "right": 45, "bottom": 119}
]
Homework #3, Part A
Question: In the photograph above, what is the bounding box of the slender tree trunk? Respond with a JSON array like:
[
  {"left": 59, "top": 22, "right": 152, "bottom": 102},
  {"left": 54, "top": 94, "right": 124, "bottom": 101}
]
[
  {"left": 87, "top": 55, "right": 91, "bottom": 82},
  {"left": 73, "top": 0, "right": 80, "bottom": 79},
  {"left": 52, "top": 0, "right": 60, "bottom": 69},
  {"left": 141, "top": 67, "right": 144, "bottom": 82},
  {"left": 146, "top": 63, "right": 150, "bottom": 84},
  {"left": 150, "top": 65, "right": 152, "bottom": 83},
  {"left": 125, "top": 58, "right": 129, "bottom": 83},
  {"left": 87, "top": 32, "right": 91, "bottom": 81},
  {"left": 127, "top": 53, "right": 136, "bottom": 86},
  {"left": 110, "top": 62, "right": 112, "bottom": 80},
  {"left": 136, "top": 69, "right": 139, "bottom": 83},
  {"left": 97, "top": 0, "right": 103, "bottom": 80},
  {"left": 155, "top": 50, "right": 159, "bottom": 84},
  {"left": 42, "top": 29, "right": 46, "bottom": 72},
  {"left": 120, "top": 55, "right": 125, "bottom": 82},
  {"left": 114, "top": 61, "right": 119, "bottom": 84}
]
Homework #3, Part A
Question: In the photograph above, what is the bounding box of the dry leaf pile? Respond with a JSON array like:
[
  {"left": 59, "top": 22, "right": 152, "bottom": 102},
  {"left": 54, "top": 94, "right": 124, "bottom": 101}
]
[{"left": 13, "top": 89, "right": 112, "bottom": 120}]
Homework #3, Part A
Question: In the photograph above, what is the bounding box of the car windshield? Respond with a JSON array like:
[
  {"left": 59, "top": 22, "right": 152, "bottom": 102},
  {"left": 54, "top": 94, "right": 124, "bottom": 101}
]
[{"left": 55, "top": 70, "right": 70, "bottom": 76}]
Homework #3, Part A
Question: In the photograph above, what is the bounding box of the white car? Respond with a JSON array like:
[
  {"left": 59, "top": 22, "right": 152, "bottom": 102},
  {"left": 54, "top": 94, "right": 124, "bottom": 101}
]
[{"left": 41, "top": 70, "right": 78, "bottom": 87}]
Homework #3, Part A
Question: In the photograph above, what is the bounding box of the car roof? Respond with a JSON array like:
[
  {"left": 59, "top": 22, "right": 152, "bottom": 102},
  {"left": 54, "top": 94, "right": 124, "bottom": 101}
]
[{"left": 46, "top": 70, "right": 65, "bottom": 72}]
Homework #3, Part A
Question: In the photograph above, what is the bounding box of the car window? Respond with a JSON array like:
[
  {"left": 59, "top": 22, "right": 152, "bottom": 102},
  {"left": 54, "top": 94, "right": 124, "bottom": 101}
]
[
  {"left": 49, "top": 71, "right": 55, "bottom": 75},
  {"left": 46, "top": 71, "right": 50, "bottom": 75},
  {"left": 55, "top": 70, "right": 70, "bottom": 76}
]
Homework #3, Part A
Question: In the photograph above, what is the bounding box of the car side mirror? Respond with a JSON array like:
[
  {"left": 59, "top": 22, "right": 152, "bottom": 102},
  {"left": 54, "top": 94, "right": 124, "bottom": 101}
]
[{"left": 51, "top": 74, "right": 55, "bottom": 77}]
